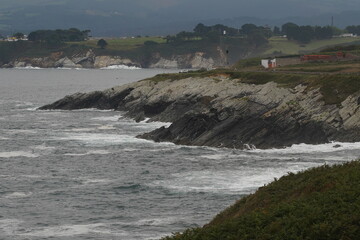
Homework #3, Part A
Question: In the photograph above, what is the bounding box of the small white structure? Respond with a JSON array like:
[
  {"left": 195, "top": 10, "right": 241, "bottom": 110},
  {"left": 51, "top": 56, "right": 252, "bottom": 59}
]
[
  {"left": 261, "top": 59, "right": 277, "bottom": 69},
  {"left": 340, "top": 33, "right": 357, "bottom": 38}
]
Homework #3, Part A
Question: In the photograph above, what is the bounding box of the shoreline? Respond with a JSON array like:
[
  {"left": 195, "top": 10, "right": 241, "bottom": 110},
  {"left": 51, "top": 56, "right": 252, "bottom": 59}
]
[{"left": 39, "top": 71, "right": 360, "bottom": 150}]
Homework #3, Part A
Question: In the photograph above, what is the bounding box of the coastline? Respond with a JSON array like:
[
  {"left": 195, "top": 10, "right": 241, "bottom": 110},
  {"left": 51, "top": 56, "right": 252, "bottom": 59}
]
[{"left": 39, "top": 71, "right": 360, "bottom": 149}]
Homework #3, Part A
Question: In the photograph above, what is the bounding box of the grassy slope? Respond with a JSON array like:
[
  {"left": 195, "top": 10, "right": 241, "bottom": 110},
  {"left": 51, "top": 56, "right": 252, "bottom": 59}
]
[
  {"left": 163, "top": 161, "right": 360, "bottom": 240},
  {"left": 145, "top": 66, "right": 360, "bottom": 105},
  {"left": 265, "top": 36, "right": 360, "bottom": 55}
]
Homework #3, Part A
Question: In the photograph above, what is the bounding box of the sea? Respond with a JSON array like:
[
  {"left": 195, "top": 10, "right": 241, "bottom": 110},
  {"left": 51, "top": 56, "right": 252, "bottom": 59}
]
[{"left": 0, "top": 67, "right": 359, "bottom": 240}]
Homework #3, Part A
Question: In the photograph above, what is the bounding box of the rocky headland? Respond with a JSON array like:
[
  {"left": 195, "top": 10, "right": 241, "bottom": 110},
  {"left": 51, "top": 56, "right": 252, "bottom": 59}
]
[
  {"left": 3, "top": 50, "right": 217, "bottom": 69},
  {"left": 40, "top": 71, "right": 360, "bottom": 149}
]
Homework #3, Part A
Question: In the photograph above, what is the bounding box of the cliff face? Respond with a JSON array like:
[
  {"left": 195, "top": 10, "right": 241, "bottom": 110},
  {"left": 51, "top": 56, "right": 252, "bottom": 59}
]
[
  {"left": 7, "top": 50, "right": 216, "bottom": 69},
  {"left": 40, "top": 75, "right": 360, "bottom": 149}
]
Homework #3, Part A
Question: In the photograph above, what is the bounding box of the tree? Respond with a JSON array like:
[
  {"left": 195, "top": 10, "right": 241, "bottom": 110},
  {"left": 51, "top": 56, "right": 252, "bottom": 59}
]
[
  {"left": 297, "top": 26, "right": 314, "bottom": 43},
  {"left": 194, "top": 23, "right": 210, "bottom": 35},
  {"left": 346, "top": 25, "right": 360, "bottom": 35},
  {"left": 282, "top": 22, "right": 299, "bottom": 38},
  {"left": 241, "top": 24, "right": 257, "bottom": 35},
  {"left": 97, "top": 39, "right": 108, "bottom": 49},
  {"left": 273, "top": 26, "right": 281, "bottom": 35}
]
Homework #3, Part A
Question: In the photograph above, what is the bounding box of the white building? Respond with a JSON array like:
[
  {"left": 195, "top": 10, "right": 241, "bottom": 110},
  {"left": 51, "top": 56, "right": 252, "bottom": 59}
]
[{"left": 261, "top": 59, "right": 277, "bottom": 69}]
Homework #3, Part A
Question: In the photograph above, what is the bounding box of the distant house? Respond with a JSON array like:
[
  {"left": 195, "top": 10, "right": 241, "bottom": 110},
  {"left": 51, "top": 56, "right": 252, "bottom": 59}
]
[
  {"left": 335, "top": 33, "right": 357, "bottom": 38},
  {"left": 261, "top": 59, "right": 277, "bottom": 69}
]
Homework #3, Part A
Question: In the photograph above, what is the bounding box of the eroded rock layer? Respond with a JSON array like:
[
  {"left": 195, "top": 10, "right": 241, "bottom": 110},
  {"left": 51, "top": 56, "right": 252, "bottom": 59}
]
[{"left": 40, "top": 76, "right": 360, "bottom": 149}]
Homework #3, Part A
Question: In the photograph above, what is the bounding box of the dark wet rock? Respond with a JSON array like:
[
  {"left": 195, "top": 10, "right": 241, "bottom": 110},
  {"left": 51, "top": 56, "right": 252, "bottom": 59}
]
[{"left": 39, "top": 76, "right": 360, "bottom": 149}]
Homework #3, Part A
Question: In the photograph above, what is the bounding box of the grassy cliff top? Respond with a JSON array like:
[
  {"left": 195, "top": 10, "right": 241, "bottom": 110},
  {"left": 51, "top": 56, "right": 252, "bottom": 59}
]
[
  {"left": 163, "top": 160, "right": 360, "bottom": 240},
  {"left": 146, "top": 64, "right": 360, "bottom": 105}
]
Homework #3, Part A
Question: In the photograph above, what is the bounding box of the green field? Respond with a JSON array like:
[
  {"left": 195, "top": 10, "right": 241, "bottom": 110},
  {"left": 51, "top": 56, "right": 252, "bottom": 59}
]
[
  {"left": 265, "top": 36, "right": 360, "bottom": 55},
  {"left": 67, "top": 37, "right": 166, "bottom": 51},
  {"left": 68, "top": 35, "right": 360, "bottom": 58}
]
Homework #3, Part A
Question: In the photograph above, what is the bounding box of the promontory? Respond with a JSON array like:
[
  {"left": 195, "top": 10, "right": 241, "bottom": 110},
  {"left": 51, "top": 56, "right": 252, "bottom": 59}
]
[{"left": 40, "top": 64, "right": 360, "bottom": 149}]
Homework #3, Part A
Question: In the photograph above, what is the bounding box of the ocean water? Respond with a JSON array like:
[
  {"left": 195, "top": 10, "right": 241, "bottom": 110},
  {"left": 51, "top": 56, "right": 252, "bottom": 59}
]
[{"left": 0, "top": 68, "right": 359, "bottom": 240}]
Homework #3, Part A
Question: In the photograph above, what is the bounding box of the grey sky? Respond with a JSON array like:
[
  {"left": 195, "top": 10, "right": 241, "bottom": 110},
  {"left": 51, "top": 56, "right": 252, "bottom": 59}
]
[{"left": 1, "top": 0, "right": 360, "bottom": 36}]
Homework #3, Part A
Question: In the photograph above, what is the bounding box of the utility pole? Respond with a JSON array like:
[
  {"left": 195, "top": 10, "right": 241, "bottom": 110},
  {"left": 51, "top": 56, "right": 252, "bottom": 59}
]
[{"left": 331, "top": 16, "right": 334, "bottom": 27}]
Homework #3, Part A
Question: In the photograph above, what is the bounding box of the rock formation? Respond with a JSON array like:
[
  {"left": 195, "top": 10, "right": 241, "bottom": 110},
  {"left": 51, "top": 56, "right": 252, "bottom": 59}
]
[
  {"left": 6, "top": 50, "right": 215, "bottom": 69},
  {"left": 40, "top": 74, "right": 360, "bottom": 149}
]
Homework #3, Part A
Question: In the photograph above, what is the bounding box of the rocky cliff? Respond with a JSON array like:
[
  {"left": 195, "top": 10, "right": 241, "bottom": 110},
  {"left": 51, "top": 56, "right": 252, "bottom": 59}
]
[
  {"left": 39, "top": 73, "right": 360, "bottom": 149},
  {"left": 6, "top": 50, "right": 216, "bottom": 69}
]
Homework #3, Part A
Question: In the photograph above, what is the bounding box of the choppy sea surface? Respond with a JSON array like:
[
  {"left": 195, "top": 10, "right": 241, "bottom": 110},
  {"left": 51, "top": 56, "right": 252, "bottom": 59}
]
[{"left": 1, "top": 68, "right": 359, "bottom": 240}]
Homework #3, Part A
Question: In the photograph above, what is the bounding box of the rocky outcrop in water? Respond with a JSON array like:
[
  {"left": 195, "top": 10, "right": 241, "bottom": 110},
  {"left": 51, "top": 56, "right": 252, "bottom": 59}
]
[{"left": 40, "top": 76, "right": 360, "bottom": 149}]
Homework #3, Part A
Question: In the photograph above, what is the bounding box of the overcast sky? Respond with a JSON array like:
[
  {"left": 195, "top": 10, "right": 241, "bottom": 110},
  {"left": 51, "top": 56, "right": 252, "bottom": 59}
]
[
  {"left": 2, "top": 0, "right": 360, "bottom": 18},
  {"left": 1, "top": 0, "right": 360, "bottom": 35}
]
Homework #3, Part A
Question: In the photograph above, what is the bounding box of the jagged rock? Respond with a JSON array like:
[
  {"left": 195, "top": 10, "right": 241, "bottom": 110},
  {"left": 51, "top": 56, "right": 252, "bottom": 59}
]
[
  {"left": 54, "top": 57, "right": 82, "bottom": 68},
  {"left": 149, "top": 58, "right": 179, "bottom": 69},
  {"left": 40, "top": 76, "right": 360, "bottom": 149},
  {"left": 13, "top": 61, "right": 27, "bottom": 68},
  {"left": 94, "top": 56, "right": 136, "bottom": 68},
  {"left": 149, "top": 52, "right": 215, "bottom": 69}
]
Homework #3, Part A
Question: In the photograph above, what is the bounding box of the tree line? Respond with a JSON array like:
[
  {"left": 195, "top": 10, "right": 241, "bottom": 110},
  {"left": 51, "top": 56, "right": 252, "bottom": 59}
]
[
  {"left": 164, "top": 22, "right": 360, "bottom": 45},
  {"left": 28, "top": 28, "right": 90, "bottom": 45},
  {"left": 164, "top": 23, "right": 272, "bottom": 48}
]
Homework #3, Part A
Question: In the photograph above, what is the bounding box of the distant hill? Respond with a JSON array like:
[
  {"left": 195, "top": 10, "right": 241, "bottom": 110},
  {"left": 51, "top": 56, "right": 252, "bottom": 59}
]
[{"left": 1, "top": 0, "right": 360, "bottom": 36}]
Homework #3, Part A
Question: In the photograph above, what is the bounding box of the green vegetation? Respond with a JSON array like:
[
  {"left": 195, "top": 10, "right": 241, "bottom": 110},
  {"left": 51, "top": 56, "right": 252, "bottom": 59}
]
[
  {"left": 67, "top": 37, "right": 166, "bottom": 51},
  {"left": 145, "top": 68, "right": 360, "bottom": 105},
  {"left": 281, "top": 23, "right": 334, "bottom": 43},
  {"left": 2, "top": 23, "right": 360, "bottom": 66},
  {"left": 163, "top": 160, "right": 360, "bottom": 240},
  {"left": 28, "top": 28, "right": 90, "bottom": 46},
  {"left": 265, "top": 36, "right": 360, "bottom": 55},
  {"left": 96, "top": 39, "right": 108, "bottom": 49}
]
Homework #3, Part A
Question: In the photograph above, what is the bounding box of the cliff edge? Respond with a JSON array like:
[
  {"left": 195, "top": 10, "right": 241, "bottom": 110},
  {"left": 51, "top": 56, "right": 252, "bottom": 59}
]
[{"left": 40, "top": 71, "right": 360, "bottom": 149}]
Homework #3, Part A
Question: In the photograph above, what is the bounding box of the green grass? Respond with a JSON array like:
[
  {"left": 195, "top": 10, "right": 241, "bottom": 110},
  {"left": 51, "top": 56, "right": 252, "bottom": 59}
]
[
  {"left": 163, "top": 160, "right": 360, "bottom": 240},
  {"left": 265, "top": 36, "right": 360, "bottom": 55},
  {"left": 145, "top": 70, "right": 360, "bottom": 105},
  {"left": 66, "top": 37, "right": 166, "bottom": 51}
]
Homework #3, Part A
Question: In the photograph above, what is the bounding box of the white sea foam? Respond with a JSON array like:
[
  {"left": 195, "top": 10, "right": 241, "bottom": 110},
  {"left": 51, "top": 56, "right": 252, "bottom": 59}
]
[
  {"left": 0, "top": 151, "right": 39, "bottom": 158},
  {"left": 24, "top": 107, "right": 39, "bottom": 111},
  {"left": 82, "top": 178, "right": 112, "bottom": 185},
  {"left": 19, "top": 223, "right": 128, "bottom": 237},
  {"left": 97, "top": 124, "right": 116, "bottom": 130},
  {"left": 65, "top": 127, "right": 97, "bottom": 132},
  {"left": 121, "top": 120, "right": 172, "bottom": 130},
  {"left": 32, "top": 144, "right": 56, "bottom": 150},
  {"left": 55, "top": 67, "right": 88, "bottom": 70},
  {"left": 4, "top": 192, "right": 32, "bottom": 199},
  {"left": 15, "top": 66, "right": 42, "bottom": 70},
  {"left": 148, "top": 168, "right": 303, "bottom": 194},
  {"left": 72, "top": 108, "right": 114, "bottom": 112},
  {"left": 91, "top": 115, "right": 122, "bottom": 121},
  {"left": 101, "top": 65, "right": 141, "bottom": 70},
  {"left": 57, "top": 133, "right": 150, "bottom": 146},
  {"left": 39, "top": 108, "right": 114, "bottom": 112},
  {"left": 255, "top": 141, "right": 360, "bottom": 154},
  {"left": 134, "top": 217, "right": 182, "bottom": 226},
  {"left": 64, "top": 150, "right": 111, "bottom": 156}
]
